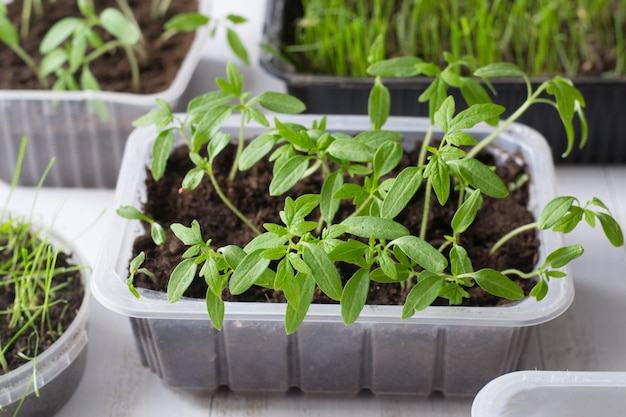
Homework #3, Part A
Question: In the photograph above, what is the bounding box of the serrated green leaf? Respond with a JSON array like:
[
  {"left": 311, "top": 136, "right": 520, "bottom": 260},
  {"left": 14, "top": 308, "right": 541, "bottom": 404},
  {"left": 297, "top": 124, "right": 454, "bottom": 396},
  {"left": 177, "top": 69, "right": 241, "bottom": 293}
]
[
  {"left": 116, "top": 205, "right": 147, "bottom": 221},
  {"left": 0, "top": 14, "right": 19, "bottom": 46},
  {"left": 450, "top": 245, "right": 473, "bottom": 276},
  {"left": 455, "top": 158, "right": 509, "bottom": 198},
  {"left": 451, "top": 189, "right": 483, "bottom": 234},
  {"left": 538, "top": 196, "right": 576, "bottom": 229},
  {"left": 239, "top": 131, "right": 278, "bottom": 170},
  {"left": 151, "top": 129, "right": 174, "bottom": 180},
  {"left": 226, "top": 27, "right": 249, "bottom": 65},
  {"left": 181, "top": 167, "right": 205, "bottom": 191},
  {"left": 171, "top": 220, "right": 203, "bottom": 246},
  {"left": 285, "top": 273, "right": 315, "bottom": 334},
  {"left": 220, "top": 245, "right": 247, "bottom": 269},
  {"left": 320, "top": 171, "right": 344, "bottom": 225},
  {"left": 425, "top": 156, "right": 450, "bottom": 205},
  {"left": 164, "top": 12, "right": 209, "bottom": 32},
  {"left": 595, "top": 212, "right": 625, "bottom": 247},
  {"left": 342, "top": 216, "right": 409, "bottom": 240},
  {"left": 381, "top": 167, "right": 423, "bottom": 219},
  {"left": 446, "top": 131, "right": 478, "bottom": 147},
  {"left": 302, "top": 242, "right": 343, "bottom": 301},
  {"left": 529, "top": 279, "right": 549, "bottom": 301},
  {"left": 369, "top": 77, "right": 390, "bottom": 130},
  {"left": 366, "top": 56, "right": 422, "bottom": 77},
  {"left": 197, "top": 106, "right": 233, "bottom": 140},
  {"left": 230, "top": 251, "right": 271, "bottom": 295},
  {"left": 373, "top": 141, "right": 402, "bottom": 179},
  {"left": 256, "top": 91, "right": 306, "bottom": 114},
  {"left": 545, "top": 244, "right": 584, "bottom": 269},
  {"left": 40, "top": 48, "right": 69, "bottom": 76},
  {"left": 269, "top": 155, "right": 310, "bottom": 196},
  {"left": 329, "top": 239, "right": 369, "bottom": 267},
  {"left": 354, "top": 130, "right": 403, "bottom": 149},
  {"left": 80, "top": 66, "right": 100, "bottom": 91},
  {"left": 392, "top": 235, "right": 448, "bottom": 273},
  {"left": 473, "top": 269, "right": 524, "bottom": 299},
  {"left": 40, "top": 17, "right": 82, "bottom": 53},
  {"left": 100, "top": 8, "right": 139, "bottom": 44},
  {"left": 207, "top": 132, "right": 231, "bottom": 163},
  {"left": 244, "top": 232, "right": 289, "bottom": 253},
  {"left": 151, "top": 222, "right": 166, "bottom": 246},
  {"left": 402, "top": 274, "right": 445, "bottom": 318},
  {"left": 226, "top": 14, "right": 247, "bottom": 24},
  {"left": 449, "top": 103, "right": 505, "bottom": 132},
  {"left": 327, "top": 139, "right": 374, "bottom": 162},
  {"left": 434, "top": 96, "right": 455, "bottom": 133},
  {"left": 341, "top": 269, "right": 370, "bottom": 325},
  {"left": 474, "top": 62, "right": 527, "bottom": 79},
  {"left": 552, "top": 208, "right": 584, "bottom": 233},
  {"left": 206, "top": 289, "right": 225, "bottom": 330},
  {"left": 378, "top": 251, "right": 396, "bottom": 280},
  {"left": 167, "top": 259, "right": 198, "bottom": 303}
]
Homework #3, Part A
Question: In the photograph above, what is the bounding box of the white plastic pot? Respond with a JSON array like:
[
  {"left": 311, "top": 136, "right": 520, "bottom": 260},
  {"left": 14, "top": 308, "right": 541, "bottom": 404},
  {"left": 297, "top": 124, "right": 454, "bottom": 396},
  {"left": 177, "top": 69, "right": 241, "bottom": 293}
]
[
  {"left": 472, "top": 370, "right": 626, "bottom": 417},
  {"left": 93, "top": 114, "right": 574, "bottom": 396},
  {"left": 0, "top": 226, "right": 90, "bottom": 416},
  {"left": 0, "top": 0, "right": 211, "bottom": 188}
]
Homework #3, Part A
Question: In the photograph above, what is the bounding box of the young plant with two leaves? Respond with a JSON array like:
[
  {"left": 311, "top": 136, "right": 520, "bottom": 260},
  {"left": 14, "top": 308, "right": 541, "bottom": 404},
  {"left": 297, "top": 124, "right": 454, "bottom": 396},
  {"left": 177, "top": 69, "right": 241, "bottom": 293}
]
[{"left": 120, "top": 58, "right": 624, "bottom": 334}]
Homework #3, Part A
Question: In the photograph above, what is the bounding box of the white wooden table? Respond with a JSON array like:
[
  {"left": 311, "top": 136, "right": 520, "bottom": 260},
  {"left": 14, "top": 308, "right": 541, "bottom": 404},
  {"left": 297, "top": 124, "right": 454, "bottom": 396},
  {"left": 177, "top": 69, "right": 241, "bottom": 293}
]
[{"left": 2, "top": 1, "right": 626, "bottom": 415}]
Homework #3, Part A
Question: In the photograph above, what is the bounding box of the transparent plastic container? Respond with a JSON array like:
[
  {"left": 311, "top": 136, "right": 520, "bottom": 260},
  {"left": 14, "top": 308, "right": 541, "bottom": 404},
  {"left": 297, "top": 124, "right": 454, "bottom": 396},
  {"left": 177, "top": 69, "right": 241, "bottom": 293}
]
[
  {"left": 0, "top": 0, "right": 210, "bottom": 189},
  {"left": 92, "top": 114, "right": 574, "bottom": 396},
  {"left": 0, "top": 227, "right": 90, "bottom": 416},
  {"left": 472, "top": 371, "right": 626, "bottom": 417}
]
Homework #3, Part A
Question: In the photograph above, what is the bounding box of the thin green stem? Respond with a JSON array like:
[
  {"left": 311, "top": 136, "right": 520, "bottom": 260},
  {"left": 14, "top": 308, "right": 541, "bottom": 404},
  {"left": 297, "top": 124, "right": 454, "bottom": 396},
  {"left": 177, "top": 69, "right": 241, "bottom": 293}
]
[
  {"left": 465, "top": 83, "right": 545, "bottom": 159},
  {"left": 228, "top": 108, "right": 247, "bottom": 181},
  {"left": 490, "top": 222, "right": 537, "bottom": 255},
  {"left": 419, "top": 177, "right": 433, "bottom": 240},
  {"left": 11, "top": 45, "right": 48, "bottom": 89},
  {"left": 207, "top": 168, "right": 260, "bottom": 235}
]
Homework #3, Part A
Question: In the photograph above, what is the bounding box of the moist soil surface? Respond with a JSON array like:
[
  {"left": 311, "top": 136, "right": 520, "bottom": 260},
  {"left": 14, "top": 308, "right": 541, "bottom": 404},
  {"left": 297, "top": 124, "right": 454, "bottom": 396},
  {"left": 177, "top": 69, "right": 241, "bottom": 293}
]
[
  {"left": 0, "top": 0, "right": 197, "bottom": 93},
  {"left": 0, "top": 245, "right": 84, "bottom": 374},
  {"left": 132, "top": 139, "right": 539, "bottom": 307}
]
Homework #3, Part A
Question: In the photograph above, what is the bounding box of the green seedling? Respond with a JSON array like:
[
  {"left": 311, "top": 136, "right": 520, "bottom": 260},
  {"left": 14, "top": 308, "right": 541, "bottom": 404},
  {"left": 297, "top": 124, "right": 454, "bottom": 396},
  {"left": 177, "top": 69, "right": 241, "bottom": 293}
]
[
  {"left": 281, "top": 0, "right": 626, "bottom": 78},
  {"left": 123, "top": 56, "right": 623, "bottom": 334},
  {"left": 0, "top": 0, "right": 249, "bottom": 93},
  {"left": 1, "top": 138, "right": 85, "bottom": 417}
]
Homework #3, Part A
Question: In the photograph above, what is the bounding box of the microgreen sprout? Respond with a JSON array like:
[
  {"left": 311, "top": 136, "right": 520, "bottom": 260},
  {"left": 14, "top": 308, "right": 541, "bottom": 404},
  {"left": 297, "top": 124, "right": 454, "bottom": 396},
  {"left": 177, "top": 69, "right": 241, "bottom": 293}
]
[
  {"left": 1, "top": 138, "right": 85, "bottom": 416},
  {"left": 125, "top": 56, "right": 624, "bottom": 334},
  {"left": 280, "top": 0, "right": 626, "bottom": 78}
]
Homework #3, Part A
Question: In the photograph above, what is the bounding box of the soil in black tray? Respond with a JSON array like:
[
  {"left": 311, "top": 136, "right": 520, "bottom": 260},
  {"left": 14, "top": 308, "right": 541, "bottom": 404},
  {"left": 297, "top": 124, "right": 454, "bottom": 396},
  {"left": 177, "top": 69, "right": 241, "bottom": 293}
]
[
  {"left": 0, "top": 247, "right": 84, "bottom": 373},
  {"left": 132, "top": 140, "right": 539, "bottom": 307},
  {"left": 0, "top": 0, "right": 197, "bottom": 93}
]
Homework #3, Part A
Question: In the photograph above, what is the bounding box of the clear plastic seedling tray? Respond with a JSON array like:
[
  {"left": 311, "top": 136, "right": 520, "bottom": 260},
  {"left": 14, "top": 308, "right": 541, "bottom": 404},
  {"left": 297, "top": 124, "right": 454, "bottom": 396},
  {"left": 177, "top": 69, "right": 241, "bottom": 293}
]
[
  {"left": 93, "top": 114, "right": 574, "bottom": 396},
  {"left": 0, "top": 0, "right": 210, "bottom": 188}
]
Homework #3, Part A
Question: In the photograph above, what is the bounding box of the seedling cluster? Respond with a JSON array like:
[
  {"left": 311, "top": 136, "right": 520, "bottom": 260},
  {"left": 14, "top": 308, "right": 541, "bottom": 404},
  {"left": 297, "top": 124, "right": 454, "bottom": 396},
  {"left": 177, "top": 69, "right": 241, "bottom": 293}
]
[
  {"left": 0, "top": 0, "right": 248, "bottom": 92},
  {"left": 120, "top": 57, "right": 624, "bottom": 334},
  {"left": 283, "top": 0, "right": 626, "bottom": 78}
]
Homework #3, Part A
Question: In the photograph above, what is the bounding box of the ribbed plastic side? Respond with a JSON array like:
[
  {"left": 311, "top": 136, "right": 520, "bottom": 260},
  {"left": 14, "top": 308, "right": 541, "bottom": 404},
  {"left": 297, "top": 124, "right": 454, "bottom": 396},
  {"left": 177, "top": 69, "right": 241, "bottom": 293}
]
[{"left": 129, "top": 317, "right": 527, "bottom": 396}]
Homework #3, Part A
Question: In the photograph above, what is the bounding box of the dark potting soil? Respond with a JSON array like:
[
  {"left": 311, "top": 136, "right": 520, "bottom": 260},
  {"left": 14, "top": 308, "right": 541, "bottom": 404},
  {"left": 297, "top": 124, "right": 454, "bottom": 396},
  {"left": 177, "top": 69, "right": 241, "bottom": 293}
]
[
  {"left": 0, "top": 245, "right": 84, "bottom": 374},
  {"left": 0, "top": 0, "right": 197, "bottom": 94},
  {"left": 131, "top": 139, "right": 539, "bottom": 308}
]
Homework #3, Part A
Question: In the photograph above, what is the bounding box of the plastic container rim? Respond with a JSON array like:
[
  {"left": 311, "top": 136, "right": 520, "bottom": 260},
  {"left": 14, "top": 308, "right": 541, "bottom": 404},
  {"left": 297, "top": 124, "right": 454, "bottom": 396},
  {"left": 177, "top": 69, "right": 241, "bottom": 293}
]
[{"left": 471, "top": 370, "right": 626, "bottom": 417}]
